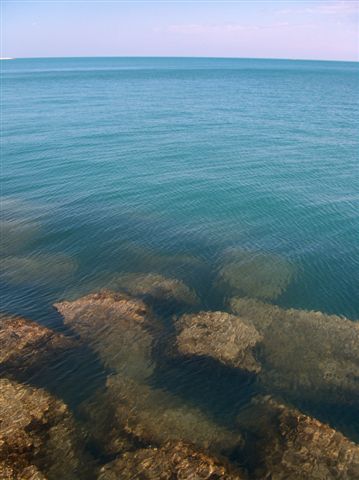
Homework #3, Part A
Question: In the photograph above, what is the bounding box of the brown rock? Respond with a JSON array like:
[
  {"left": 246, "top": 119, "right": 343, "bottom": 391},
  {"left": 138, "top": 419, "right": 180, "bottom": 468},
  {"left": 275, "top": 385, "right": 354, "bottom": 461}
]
[
  {"left": 175, "top": 311, "right": 262, "bottom": 373},
  {"left": 97, "top": 441, "right": 245, "bottom": 480},
  {"left": 0, "top": 378, "right": 90, "bottom": 480},
  {"left": 54, "top": 291, "right": 161, "bottom": 381},
  {"left": 0, "top": 462, "right": 48, "bottom": 480},
  {"left": 230, "top": 297, "right": 359, "bottom": 406},
  {"left": 0, "top": 314, "right": 77, "bottom": 377},
  {"left": 237, "top": 396, "right": 359, "bottom": 479}
]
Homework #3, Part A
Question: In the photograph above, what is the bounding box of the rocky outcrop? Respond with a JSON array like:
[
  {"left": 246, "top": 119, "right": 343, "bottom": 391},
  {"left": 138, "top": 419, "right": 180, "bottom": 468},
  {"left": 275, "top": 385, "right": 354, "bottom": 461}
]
[
  {"left": 0, "top": 378, "right": 90, "bottom": 480},
  {"left": 98, "top": 441, "right": 245, "bottom": 480},
  {"left": 0, "top": 314, "right": 77, "bottom": 377},
  {"left": 217, "top": 250, "right": 293, "bottom": 300},
  {"left": 80, "top": 374, "right": 243, "bottom": 458},
  {"left": 237, "top": 396, "right": 359, "bottom": 479},
  {"left": 230, "top": 297, "right": 359, "bottom": 406},
  {"left": 112, "top": 272, "right": 200, "bottom": 308},
  {"left": 174, "top": 311, "right": 262, "bottom": 373},
  {"left": 54, "top": 291, "right": 161, "bottom": 381}
]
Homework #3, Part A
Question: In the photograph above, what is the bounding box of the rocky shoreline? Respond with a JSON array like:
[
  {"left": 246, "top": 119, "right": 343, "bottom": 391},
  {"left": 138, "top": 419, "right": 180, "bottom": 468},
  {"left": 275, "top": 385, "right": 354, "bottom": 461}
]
[{"left": 1, "top": 273, "right": 359, "bottom": 479}]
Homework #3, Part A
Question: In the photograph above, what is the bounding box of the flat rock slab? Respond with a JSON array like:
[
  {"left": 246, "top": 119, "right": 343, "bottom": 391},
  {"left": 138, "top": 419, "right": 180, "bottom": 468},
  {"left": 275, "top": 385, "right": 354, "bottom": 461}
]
[
  {"left": 98, "top": 441, "right": 245, "bottom": 480},
  {"left": 230, "top": 297, "right": 359, "bottom": 406},
  {"left": 237, "top": 396, "right": 359, "bottom": 479},
  {"left": 0, "top": 314, "right": 77, "bottom": 376},
  {"left": 175, "top": 311, "right": 262, "bottom": 373},
  {"left": 0, "top": 378, "right": 89, "bottom": 480},
  {"left": 54, "top": 290, "right": 161, "bottom": 381}
]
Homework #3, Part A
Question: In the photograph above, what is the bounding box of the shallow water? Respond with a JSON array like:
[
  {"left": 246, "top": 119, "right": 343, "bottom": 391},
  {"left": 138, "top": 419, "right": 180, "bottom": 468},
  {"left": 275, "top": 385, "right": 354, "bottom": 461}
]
[{"left": 1, "top": 57, "right": 359, "bottom": 474}]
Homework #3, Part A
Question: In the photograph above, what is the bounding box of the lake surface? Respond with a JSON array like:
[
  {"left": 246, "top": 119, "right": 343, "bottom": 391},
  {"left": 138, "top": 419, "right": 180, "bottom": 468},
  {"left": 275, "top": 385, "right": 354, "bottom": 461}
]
[{"left": 1, "top": 57, "right": 359, "bottom": 474}]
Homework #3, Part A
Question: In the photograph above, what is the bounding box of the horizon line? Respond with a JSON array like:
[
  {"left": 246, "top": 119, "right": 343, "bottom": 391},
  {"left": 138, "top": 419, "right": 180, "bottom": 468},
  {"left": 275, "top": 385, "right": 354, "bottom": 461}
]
[{"left": 2, "top": 55, "right": 358, "bottom": 63}]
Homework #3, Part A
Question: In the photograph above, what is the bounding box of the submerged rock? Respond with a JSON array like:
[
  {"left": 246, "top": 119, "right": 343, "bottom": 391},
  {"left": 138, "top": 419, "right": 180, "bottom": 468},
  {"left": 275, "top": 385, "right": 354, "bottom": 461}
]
[
  {"left": 1, "top": 253, "right": 77, "bottom": 285},
  {"left": 80, "top": 374, "right": 243, "bottom": 458},
  {"left": 0, "top": 378, "right": 90, "bottom": 480},
  {"left": 54, "top": 290, "right": 161, "bottom": 381},
  {"left": 237, "top": 396, "right": 359, "bottom": 479},
  {"left": 217, "top": 250, "right": 293, "bottom": 300},
  {"left": 98, "top": 441, "right": 245, "bottom": 480},
  {"left": 0, "top": 218, "right": 40, "bottom": 256},
  {"left": 230, "top": 297, "right": 359, "bottom": 406},
  {"left": 112, "top": 272, "right": 200, "bottom": 308},
  {"left": 0, "top": 314, "right": 77, "bottom": 377},
  {"left": 174, "top": 311, "right": 262, "bottom": 373}
]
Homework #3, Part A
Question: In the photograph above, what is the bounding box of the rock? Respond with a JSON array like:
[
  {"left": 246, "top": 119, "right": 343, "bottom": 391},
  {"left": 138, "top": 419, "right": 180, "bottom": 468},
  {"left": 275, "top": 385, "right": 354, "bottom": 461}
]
[
  {"left": 1, "top": 253, "right": 77, "bottom": 285},
  {"left": 0, "top": 378, "right": 90, "bottom": 480},
  {"left": 54, "top": 291, "right": 161, "bottom": 381},
  {"left": 97, "top": 441, "right": 245, "bottom": 480},
  {"left": 237, "top": 396, "right": 359, "bottom": 479},
  {"left": 217, "top": 250, "right": 293, "bottom": 300},
  {"left": 0, "top": 462, "right": 48, "bottom": 480},
  {"left": 174, "top": 311, "right": 262, "bottom": 373},
  {"left": 80, "top": 374, "right": 243, "bottom": 458},
  {"left": 230, "top": 297, "right": 359, "bottom": 406},
  {"left": 0, "top": 314, "right": 77, "bottom": 377},
  {"left": 0, "top": 218, "right": 40, "bottom": 256},
  {"left": 112, "top": 273, "right": 200, "bottom": 308}
]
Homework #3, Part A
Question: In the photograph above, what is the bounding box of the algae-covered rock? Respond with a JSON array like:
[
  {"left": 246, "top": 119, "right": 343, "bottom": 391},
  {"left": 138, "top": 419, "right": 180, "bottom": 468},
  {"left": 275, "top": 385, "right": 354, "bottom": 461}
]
[
  {"left": 81, "top": 374, "right": 243, "bottom": 458},
  {"left": 98, "top": 441, "right": 245, "bottom": 480},
  {"left": 0, "top": 378, "right": 89, "bottom": 480},
  {"left": 54, "top": 291, "right": 161, "bottom": 381},
  {"left": 217, "top": 250, "right": 293, "bottom": 300},
  {"left": 237, "top": 396, "right": 359, "bottom": 479},
  {"left": 174, "top": 311, "right": 262, "bottom": 373},
  {"left": 112, "top": 272, "right": 200, "bottom": 308},
  {"left": 0, "top": 314, "right": 77, "bottom": 377},
  {"left": 230, "top": 297, "right": 359, "bottom": 405}
]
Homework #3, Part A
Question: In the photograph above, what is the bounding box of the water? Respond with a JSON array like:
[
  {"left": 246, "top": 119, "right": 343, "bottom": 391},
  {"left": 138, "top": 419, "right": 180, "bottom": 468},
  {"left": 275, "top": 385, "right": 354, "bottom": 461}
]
[{"left": 1, "top": 57, "right": 359, "bottom": 475}]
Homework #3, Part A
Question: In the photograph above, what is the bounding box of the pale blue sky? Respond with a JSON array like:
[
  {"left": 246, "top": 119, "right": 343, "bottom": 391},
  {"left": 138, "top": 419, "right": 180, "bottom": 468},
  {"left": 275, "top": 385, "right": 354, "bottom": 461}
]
[{"left": 2, "top": 1, "right": 359, "bottom": 61}]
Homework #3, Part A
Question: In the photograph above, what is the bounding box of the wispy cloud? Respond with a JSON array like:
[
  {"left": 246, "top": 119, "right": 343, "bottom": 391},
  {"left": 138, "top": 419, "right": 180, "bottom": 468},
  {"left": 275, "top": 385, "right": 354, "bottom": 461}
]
[
  {"left": 165, "top": 22, "right": 299, "bottom": 35},
  {"left": 277, "top": 1, "right": 359, "bottom": 16}
]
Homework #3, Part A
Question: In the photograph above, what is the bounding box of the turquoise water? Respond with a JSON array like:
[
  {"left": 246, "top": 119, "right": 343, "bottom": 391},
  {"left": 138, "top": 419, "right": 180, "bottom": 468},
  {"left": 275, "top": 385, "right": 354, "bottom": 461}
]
[
  {"left": 1, "top": 58, "right": 359, "bottom": 468},
  {"left": 2, "top": 57, "right": 358, "bottom": 320}
]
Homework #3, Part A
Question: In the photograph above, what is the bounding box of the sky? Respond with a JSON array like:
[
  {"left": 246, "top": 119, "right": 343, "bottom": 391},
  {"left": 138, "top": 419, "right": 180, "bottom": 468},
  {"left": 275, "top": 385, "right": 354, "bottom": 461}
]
[{"left": 2, "top": 1, "right": 359, "bottom": 61}]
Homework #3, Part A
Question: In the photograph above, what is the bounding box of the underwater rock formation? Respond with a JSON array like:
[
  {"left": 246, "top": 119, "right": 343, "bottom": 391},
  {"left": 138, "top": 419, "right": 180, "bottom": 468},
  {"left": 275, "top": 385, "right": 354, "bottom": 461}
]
[
  {"left": 217, "top": 250, "right": 293, "bottom": 300},
  {"left": 54, "top": 290, "right": 161, "bottom": 381},
  {"left": 111, "top": 272, "right": 200, "bottom": 308},
  {"left": 237, "top": 396, "right": 359, "bottom": 479},
  {"left": 80, "top": 373, "right": 243, "bottom": 458},
  {"left": 0, "top": 314, "right": 77, "bottom": 377},
  {"left": 174, "top": 311, "right": 262, "bottom": 373},
  {"left": 1, "top": 253, "right": 77, "bottom": 285},
  {"left": 230, "top": 297, "right": 359, "bottom": 406},
  {"left": 97, "top": 441, "right": 245, "bottom": 480},
  {"left": 0, "top": 378, "right": 89, "bottom": 480}
]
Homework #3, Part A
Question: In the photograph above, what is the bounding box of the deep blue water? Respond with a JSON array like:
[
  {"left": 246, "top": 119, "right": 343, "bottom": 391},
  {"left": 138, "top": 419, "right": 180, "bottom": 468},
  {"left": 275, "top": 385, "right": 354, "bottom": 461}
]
[{"left": 1, "top": 58, "right": 359, "bottom": 460}]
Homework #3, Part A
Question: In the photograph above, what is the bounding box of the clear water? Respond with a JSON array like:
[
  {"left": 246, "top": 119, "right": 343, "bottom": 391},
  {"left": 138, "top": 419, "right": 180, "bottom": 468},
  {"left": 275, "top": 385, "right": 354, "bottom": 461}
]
[{"left": 1, "top": 57, "right": 359, "bottom": 471}]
